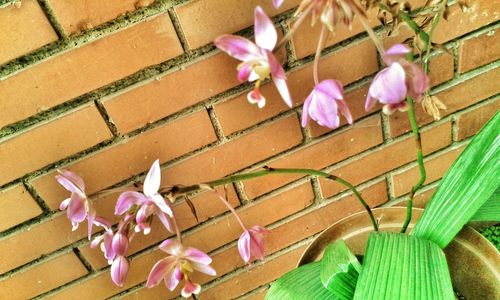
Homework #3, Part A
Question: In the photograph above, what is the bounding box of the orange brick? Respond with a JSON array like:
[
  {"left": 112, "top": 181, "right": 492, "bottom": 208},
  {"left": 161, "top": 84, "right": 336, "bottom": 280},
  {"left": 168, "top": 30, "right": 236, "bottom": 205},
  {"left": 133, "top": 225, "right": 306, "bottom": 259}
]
[
  {"left": 79, "top": 186, "right": 240, "bottom": 270},
  {"left": 242, "top": 115, "right": 383, "bottom": 199},
  {"left": 30, "top": 110, "right": 216, "bottom": 210},
  {"left": 428, "top": 52, "right": 455, "bottom": 87},
  {"left": 0, "top": 184, "right": 42, "bottom": 232},
  {"left": 0, "top": 252, "right": 88, "bottom": 299},
  {"left": 433, "top": 0, "right": 499, "bottom": 44},
  {"left": 174, "top": 0, "right": 301, "bottom": 49},
  {"left": 47, "top": 182, "right": 314, "bottom": 299},
  {"left": 0, "top": 104, "right": 111, "bottom": 185},
  {"left": 459, "top": 29, "right": 500, "bottom": 73},
  {"left": 159, "top": 115, "right": 303, "bottom": 186},
  {"left": 120, "top": 180, "right": 387, "bottom": 299},
  {"left": 215, "top": 40, "right": 378, "bottom": 135},
  {"left": 103, "top": 52, "right": 240, "bottom": 133},
  {"left": 391, "top": 145, "right": 465, "bottom": 197},
  {"left": 0, "top": 1, "right": 57, "bottom": 64},
  {"left": 47, "top": 0, "right": 141, "bottom": 35},
  {"left": 319, "top": 121, "right": 452, "bottom": 198},
  {"left": 203, "top": 246, "right": 306, "bottom": 299},
  {"left": 456, "top": 99, "right": 500, "bottom": 140},
  {"left": 0, "top": 15, "right": 182, "bottom": 128},
  {"left": 388, "top": 68, "right": 500, "bottom": 137},
  {"left": 244, "top": 288, "right": 268, "bottom": 300}
]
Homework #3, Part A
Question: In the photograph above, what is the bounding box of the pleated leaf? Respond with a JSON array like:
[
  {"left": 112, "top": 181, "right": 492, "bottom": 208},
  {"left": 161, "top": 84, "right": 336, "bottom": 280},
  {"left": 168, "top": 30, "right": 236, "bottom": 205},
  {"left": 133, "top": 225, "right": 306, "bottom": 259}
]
[
  {"left": 266, "top": 261, "right": 336, "bottom": 300},
  {"left": 412, "top": 112, "right": 500, "bottom": 248},
  {"left": 320, "top": 240, "right": 361, "bottom": 300},
  {"left": 470, "top": 187, "right": 500, "bottom": 221},
  {"left": 353, "top": 232, "right": 454, "bottom": 300}
]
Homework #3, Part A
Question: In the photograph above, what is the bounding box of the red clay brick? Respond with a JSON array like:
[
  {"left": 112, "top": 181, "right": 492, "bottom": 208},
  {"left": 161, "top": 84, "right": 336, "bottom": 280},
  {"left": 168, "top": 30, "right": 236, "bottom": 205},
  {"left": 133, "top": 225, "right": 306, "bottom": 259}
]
[
  {"left": 159, "top": 115, "right": 303, "bottom": 186},
  {"left": 103, "top": 52, "right": 240, "bottom": 133},
  {"left": 242, "top": 115, "right": 383, "bottom": 199},
  {"left": 459, "top": 29, "right": 500, "bottom": 73},
  {"left": 79, "top": 186, "right": 240, "bottom": 270},
  {"left": 428, "top": 52, "right": 455, "bottom": 87},
  {"left": 391, "top": 145, "right": 465, "bottom": 197},
  {"left": 0, "top": 252, "right": 88, "bottom": 299},
  {"left": 388, "top": 68, "right": 500, "bottom": 137},
  {"left": 0, "top": 15, "right": 182, "bottom": 128},
  {"left": 319, "top": 121, "right": 452, "bottom": 198},
  {"left": 47, "top": 0, "right": 142, "bottom": 35},
  {"left": 433, "top": 0, "right": 499, "bottom": 44},
  {"left": 0, "top": 184, "right": 42, "bottom": 232},
  {"left": 215, "top": 40, "right": 378, "bottom": 135},
  {"left": 174, "top": 0, "right": 301, "bottom": 49},
  {"left": 48, "top": 182, "right": 314, "bottom": 299},
  {"left": 456, "top": 99, "right": 500, "bottom": 141},
  {"left": 0, "top": 1, "right": 58, "bottom": 65},
  {"left": 30, "top": 110, "right": 216, "bottom": 210},
  {"left": 0, "top": 104, "right": 112, "bottom": 185}
]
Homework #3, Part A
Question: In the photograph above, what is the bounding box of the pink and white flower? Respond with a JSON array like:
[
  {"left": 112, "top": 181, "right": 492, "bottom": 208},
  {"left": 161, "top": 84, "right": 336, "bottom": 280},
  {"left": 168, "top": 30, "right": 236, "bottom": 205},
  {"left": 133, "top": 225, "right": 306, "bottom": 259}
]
[
  {"left": 146, "top": 239, "right": 216, "bottom": 298},
  {"left": 365, "top": 44, "right": 429, "bottom": 115},
  {"left": 238, "top": 225, "right": 270, "bottom": 263},
  {"left": 115, "top": 160, "right": 173, "bottom": 234},
  {"left": 272, "top": 0, "right": 284, "bottom": 8},
  {"left": 301, "top": 79, "right": 352, "bottom": 129},
  {"left": 215, "top": 6, "right": 292, "bottom": 108}
]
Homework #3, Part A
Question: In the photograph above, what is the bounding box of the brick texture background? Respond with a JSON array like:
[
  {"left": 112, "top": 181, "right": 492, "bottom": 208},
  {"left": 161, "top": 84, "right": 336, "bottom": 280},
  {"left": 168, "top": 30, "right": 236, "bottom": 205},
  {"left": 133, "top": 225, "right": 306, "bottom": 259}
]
[{"left": 0, "top": 0, "right": 498, "bottom": 299}]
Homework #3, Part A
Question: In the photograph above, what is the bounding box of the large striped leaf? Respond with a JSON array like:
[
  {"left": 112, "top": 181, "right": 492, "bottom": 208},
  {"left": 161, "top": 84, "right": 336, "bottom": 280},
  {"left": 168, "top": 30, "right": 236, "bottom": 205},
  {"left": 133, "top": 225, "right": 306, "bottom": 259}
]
[
  {"left": 320, "top": 240, "right": 361, "bottom": 300},
  {"left": 412, "top": 112, "right": 500, "bottom": 248},
  {"left": 266, "top": 261, "right": 335, "bottom": 300},
  {"left": 353, "top": 232, "right": 454, "bottom": 300},
  {"left": 470, "top": 187, "right": 500, "bottom": 221}
]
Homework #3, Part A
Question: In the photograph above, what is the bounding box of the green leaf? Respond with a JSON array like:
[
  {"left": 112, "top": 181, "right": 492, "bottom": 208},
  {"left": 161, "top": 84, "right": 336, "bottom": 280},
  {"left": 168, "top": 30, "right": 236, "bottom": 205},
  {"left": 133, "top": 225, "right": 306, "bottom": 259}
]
[
  {"left": 320, "top": 240, "right": 361, "bottom": 300},
  {"left": 266, "top": 261, "right": 336, "bottom": 300},
  {"left": 412, "top": 112, "right": 500, "bottom": 248},
  {"left": 470, "top": 186, "right": 500, "bottom": 221},
  {"left": 353, "top": 232, "right": 454, "bottom": 300}
]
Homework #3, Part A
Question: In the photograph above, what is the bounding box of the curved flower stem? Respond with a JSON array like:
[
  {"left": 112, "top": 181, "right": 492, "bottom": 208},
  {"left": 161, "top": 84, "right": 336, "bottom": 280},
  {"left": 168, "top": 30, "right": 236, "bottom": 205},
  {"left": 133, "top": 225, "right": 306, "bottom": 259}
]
[
  {"left": 400, "top": 96, "right": 426, "bottom": 233},
  {"left": 170, "top": 210, "right": 183, "bottom": 243},
  {"left": 357, "top": 13, "right": 385, "bottom": 58},
  {"left": 313, "top": 25, "right": 328, "bottom": 84},
  {"left": 423, "top": 0, "right": 447, "bottom": 74},
  {"left": 180, "top": 167, "right": 378, "bottom": 231},
  {"left": 212, "top": 188, "right": 247, "bottom": 231}
]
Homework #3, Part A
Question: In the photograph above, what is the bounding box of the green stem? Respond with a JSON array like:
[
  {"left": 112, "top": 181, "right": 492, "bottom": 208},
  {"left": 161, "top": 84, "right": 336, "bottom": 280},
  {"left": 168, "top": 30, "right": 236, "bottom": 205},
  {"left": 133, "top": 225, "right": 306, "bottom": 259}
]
[
  {"left": 400, "top": 96, "right": 427, "bottom": 233},
  {"left": 398, "top": 10, "right": 430, "bottom": 47},
  {"left": 178, "top": 167, "right": 379, "bottom": 232}
]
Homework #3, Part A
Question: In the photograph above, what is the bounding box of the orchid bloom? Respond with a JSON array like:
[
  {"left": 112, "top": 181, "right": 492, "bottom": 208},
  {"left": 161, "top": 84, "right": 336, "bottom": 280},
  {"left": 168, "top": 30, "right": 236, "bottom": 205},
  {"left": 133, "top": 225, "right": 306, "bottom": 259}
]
[
  {"left": 272, "top": 0, "right": 284, "bottom": 8},
  {"left": 365, "top": 44, "right": 429, "bottom": 115},
  {"left": 146, "top": 239, "right": 216, "bottom": 298},
  {"left": 301, "top": 79, "right": 352, "bottom": 129},
  {"left": 215, "top": 6, "right": 292, "bottom": 108},
  {"left": 238, "top": 225, "right": 270, "bottom": 263},
  {"left": 56, "top": 169, "right": 96, "bottom": 239},
  {"left": 115, "top": 160, "right": 173, "bottom": 234}
]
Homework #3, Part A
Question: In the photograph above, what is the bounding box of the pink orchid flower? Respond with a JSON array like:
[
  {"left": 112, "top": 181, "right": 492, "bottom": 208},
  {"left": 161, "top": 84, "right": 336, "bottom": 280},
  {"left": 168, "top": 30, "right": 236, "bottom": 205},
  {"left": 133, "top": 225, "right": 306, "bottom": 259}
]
[
  {"left": 111, "top": 255, "right": 130, "bottom": 287},
  {"left": 215, "top": 6, "right": 292, "bottom": 108},
  {"left": 146, "top": 239, "right": 216, "bottom": 298},
  {"left": 115, "top": 160, "right": 173, "bottom": 234},
  {"left": 365, "top": 44, "right": 429, "bottom": 115},
  {"left": 301, "top": 79, "right": 353, "bottom": 129},
  {"left": 272, "top": 0, "right": 284, "bottom": 8},
  {"left": 238, "top": 225, "right": 270, "bottom": 263},
  {"left": 56, "top": 169, "right": 96, "bottom": 239}
]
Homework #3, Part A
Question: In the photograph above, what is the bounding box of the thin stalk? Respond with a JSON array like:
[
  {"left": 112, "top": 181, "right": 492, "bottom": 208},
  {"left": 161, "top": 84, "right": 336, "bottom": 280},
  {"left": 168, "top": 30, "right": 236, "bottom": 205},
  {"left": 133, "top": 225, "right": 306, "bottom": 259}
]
[
  {"left": 313, "top": 25, "right": 328, "bottom": 84},
  {"left": 400, "top": 96, "right": 426, "bottom": 233},
  {"left": 357, "top": 13, "right": 385, "bottom": 57},
  {"left": 178, "top": 167, "right": 379, "bottom": 231},
  {"left": 275, "top": 5, "right": 314, "bottom": 50},
  {"left": 423, "top": 0, "right": 447, "bottom": 74},
  {"left": 170, "top": 212, "right": 182, "bottom": 243},
  {"left": 212, "top": 189, "right": 247, "bottom": 231}
]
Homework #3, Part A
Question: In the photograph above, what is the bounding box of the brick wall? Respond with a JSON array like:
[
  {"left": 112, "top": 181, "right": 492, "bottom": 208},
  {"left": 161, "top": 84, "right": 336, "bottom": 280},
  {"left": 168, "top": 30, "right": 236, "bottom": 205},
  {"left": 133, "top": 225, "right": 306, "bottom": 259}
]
[{"left": 0, "top": 0, "right": 498, "bottom": 299}]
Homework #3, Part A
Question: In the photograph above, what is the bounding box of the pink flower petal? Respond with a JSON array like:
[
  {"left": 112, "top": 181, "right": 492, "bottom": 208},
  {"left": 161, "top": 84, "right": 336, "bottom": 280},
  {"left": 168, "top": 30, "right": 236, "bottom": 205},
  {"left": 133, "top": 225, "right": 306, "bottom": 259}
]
[
  {"left": 237, "top": 63, "right": 253, "bottom": 82},
  {"left": 59, "top": 198, "right": 70, "bottom": 210},
  {"left": 238, "top": 230, "right": 251, "bottom": 263},
  {"left": 383, "top": 44, "right": 411, "bottom": 65},
  {"left": 184, "top": 247, "right": 212, "bottom": 265},
  {"left": 310, "top": 88, "right": 340, "bottom": 129},
  {"left": 159, "top": 239, "right": 183, "bottom": 256},
  {"left": 56, "top": 169, "right": 85, "bottom": 192},
  {"left": 87, "top": 208, "right": 96, "bottom": 240},
  {"left": 146, "top": 256, "right": 176, "bottom": 288},
  {"left": 164, "top": 264, "right": 182, "bottom": 291},
  {"left": 112, "top": 233, "right": 129, "bottom": 257},
  {"left": 315, "top": 79, "right": 344, "bottom": 100},
  {"left": 115, "top": 191, "right": 148, "bottom": 215},
  {"left": 103, "top": 232, "right": 116, "bottom": 262},
  {"left": 365, "top": 93, "right": 377, "bottom": 111},
  {"left": 67, "top": 194, "right": 86, "bottom": 223},
  {"left": 273, "top": 76, "right": 292, "bottom": 108},
  {"left": 90, "top": 234, "right": 105, "bottom": 249},
  {"left": 192, "top": 262, "right": 217, "bottom": 276},
  {"left": 181, "top": 280, "right": 201, "bottom": 298},
  {"left": 405, "top": 63, "right": 429, "bottom": 101},
  {"left": 214, "top": 35, "right": 260, "bottom": 61},
  {"left": 368, "top": 63, "right": 407, "bottom": 105},
  {"left": 337, "top": 99, "right": 353, "bottom": 124},
  {"left": 272, "top": 0, "right": 284, "bottom": 8},
  {"left": 156, "top": 211, "right": 173, "bottom": 233},
  {"left": 254, "top": 6, "right": 277, "bottom": 51},
  {"left": 247, "top": 89, "right": 266, "bottom": 108},
  {"left": 143, "top": 159, "right": 161, "bottom": 197},
  {"left": 111, "top": 256, "right": 129, "bottom": 287},
  {"left": 151, "top": 194, "right": 173, "bottom": 217},
  {"left": 301, "top": 94, "right": 313, "bottom": 127}
]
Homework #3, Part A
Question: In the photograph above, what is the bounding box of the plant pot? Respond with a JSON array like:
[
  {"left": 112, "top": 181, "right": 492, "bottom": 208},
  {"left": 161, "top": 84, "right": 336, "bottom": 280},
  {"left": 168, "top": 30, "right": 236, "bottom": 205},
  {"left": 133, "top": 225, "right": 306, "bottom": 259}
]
[{"left": 298, "top": 207, "right": 500, "bottom": 300}]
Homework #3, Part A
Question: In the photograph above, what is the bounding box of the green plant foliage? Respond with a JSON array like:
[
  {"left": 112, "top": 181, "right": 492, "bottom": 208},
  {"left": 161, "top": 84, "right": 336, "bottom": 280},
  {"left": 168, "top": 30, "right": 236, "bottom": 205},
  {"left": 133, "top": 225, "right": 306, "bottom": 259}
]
[
  {"left": 471, "top": 187, "right": 500, "bottom": 221},
  {"left": 412, "top": 112, "right": 500, "bottom": 248},
  {"left": 320, "top": 240, "right": 361, "bottom": 300},
  {"left": 266, "top": 261, "right": 336, "bottom": 300},
  {"left": 353, "top": 232, "right": 454, "bottom": 300},
  {"left": 480, "top": 225, "right": 500, "bottom": 251}
]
